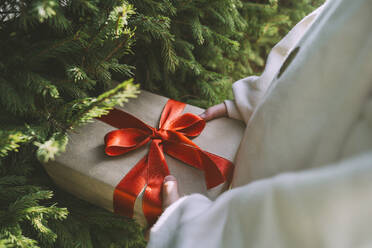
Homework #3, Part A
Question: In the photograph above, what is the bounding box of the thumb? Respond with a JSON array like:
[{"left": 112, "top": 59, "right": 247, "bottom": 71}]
[{"left": 199, "top": 112, "right": 207, "bottom": 119}]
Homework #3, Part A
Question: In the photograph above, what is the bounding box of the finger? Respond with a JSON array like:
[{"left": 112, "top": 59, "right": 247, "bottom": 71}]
[
  {"left": 162, "top": 175, "right": 180, "bottom": 210},
  {"left": 199, "top": 103, "right": 227, "bottom": 122},
  {"left": 199, "top": 111, "right": 212, "bottom": 121},
  {"left": 199, "top": 107, "right": 215, "bottom": 121},
  {"left": 199, "top": 112, "right": 207, "bottom": 120}
]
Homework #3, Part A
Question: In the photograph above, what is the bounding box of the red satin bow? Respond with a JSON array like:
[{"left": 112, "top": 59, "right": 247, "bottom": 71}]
[{"left": 98, "top": 99, "right": 234, "bottom": 225}]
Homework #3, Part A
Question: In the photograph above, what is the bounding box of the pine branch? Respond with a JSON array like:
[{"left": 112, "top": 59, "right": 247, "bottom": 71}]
[{"left": 0, "top": 131, "right": 33, "bottom": 158}]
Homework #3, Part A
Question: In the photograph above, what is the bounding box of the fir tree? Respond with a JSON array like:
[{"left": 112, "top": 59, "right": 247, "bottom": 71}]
[
  {"left": 128, "top": 0, "right": 324, "bottom": 107},
  {"left": 128, "top": 0, "right": 245, "bottom": 107},
  {"left": 0, "top": 0, "right": 145, "bottom": 247}
]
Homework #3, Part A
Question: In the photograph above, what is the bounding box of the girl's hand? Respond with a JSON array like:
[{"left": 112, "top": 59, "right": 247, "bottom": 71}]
[
  {"left": 199, "top": 103, "right": 227, "bottom": 121},
  {"left": 145, "top": 175, "right": 179, "bottom": 241}
]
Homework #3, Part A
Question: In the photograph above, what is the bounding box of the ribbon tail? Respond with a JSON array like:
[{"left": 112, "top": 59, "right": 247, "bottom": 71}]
[
  {"left": 98, "top": 108, "right": 153, "bottom": 131},
  {"left": 114, "top": 156, "right": 148, "bottom": 218},
  {"left": 202, "top": 151, "right": 234, "bottom": 186},
  {"left": 142, "top": 140, "right": 170, "bottom": 225},
  {"left": 164, "top": 141, "right": 231, "bottom": 189}
]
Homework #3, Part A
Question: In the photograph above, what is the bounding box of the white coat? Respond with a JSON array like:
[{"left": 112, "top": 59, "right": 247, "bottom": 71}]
[{"left": 148, "top": 0, "right": 372, "bottom": 247}]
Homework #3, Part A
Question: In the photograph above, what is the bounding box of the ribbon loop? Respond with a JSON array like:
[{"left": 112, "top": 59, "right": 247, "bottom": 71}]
[
  {"left": 168, "top": 113, "right": 205, "bottom": 137},
  {"left": 100, "top": 99, "right": 234, "bottom": 226}
]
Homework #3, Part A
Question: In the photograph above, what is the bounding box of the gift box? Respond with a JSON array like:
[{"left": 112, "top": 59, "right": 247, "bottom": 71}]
[{"left": 44, "top": 90, "right": 245, "bottom": 226}]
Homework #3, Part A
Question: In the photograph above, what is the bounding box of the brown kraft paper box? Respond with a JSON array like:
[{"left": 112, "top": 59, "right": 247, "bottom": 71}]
[{"left": 44, "top": 90, "right": 245, "bottom": 226}]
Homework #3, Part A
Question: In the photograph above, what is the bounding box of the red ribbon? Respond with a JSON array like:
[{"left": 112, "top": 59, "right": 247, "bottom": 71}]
[{"left": 98, "top": 99, "right": 234, "bottom": 225}]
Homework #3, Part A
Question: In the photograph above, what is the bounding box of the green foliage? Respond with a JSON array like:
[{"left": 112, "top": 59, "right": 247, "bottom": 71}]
[
  {"left": 0, "top": 0, "right": 143, "bottom": 247},
  {"left": 0, "top": 131, "right": 33, "bottom": 158},
  {"left": 0, "top": 148, "right": 67, "bottom": 248},
  {"left": 128, "top": 0, "right": 324, "bottom": 107}
]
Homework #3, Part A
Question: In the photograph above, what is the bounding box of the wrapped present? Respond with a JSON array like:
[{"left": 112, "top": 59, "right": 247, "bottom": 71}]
[{"left": 44, "top": 90, "right": 245, "bottom": 226}]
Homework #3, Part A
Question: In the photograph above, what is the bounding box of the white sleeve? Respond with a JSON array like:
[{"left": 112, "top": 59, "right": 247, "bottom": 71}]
[
  {"left": 225, "top": 5, "right": 323, "bottom": 123},
  {"left": 148, "top": 151, "right": 372, "bottom": 248}
]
